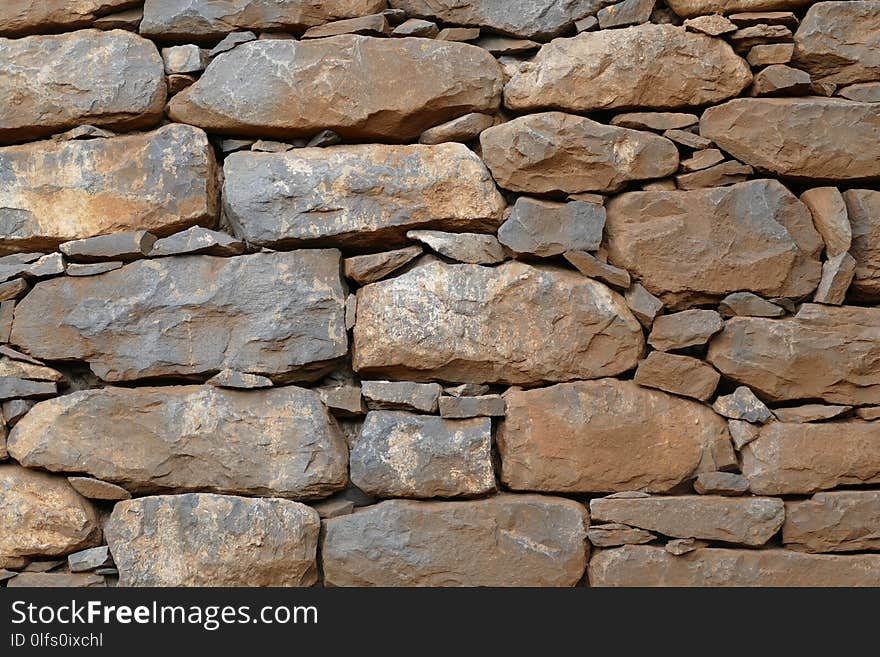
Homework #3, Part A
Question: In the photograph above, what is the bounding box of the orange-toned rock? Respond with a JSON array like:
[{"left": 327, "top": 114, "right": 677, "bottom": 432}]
[
  {"left": 0, "top": 1, "right": 138, "bottom": 36},
  {"left": 783, "top": 491, "right": 880, "bottom": 553},
  {"left": 845, "top": 189, "right": 880, "bottom": 301},
  {"left": 666, "top": 1, "right": 813, "bottom": 17}
]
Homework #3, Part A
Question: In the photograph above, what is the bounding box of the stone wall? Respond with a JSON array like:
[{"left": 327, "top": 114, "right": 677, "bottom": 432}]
[{"left": 1, "top": 0, "right": 879, "bottom": 587}]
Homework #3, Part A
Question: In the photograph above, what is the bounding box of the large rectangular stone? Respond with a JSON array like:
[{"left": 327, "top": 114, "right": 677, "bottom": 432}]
[{"left": 784, "top": 491, "right": 880, "bottom": 553}]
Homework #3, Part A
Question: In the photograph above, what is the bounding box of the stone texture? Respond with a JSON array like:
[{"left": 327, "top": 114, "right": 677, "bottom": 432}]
[
  {"left": 634, "top": 351, "right": 720, "bottom": 401},
  {"left": 845, "top": 189, "right": 880, "bottom": 300},
  {"left": 813, "top": 252, "right": 856, "bottom": 305},
  {"left": 564, "top": 251, "right": 631, "bottom": 289},
  {"left": 680, "top": 149, "right": 725, "bottom": 172},
  {"left": 0, "top": 124, "right": 218, "bottom": 254},
  {"left": 344, "top": 246, "right": 423, "bottom": 286},
  {"left": 590, "top": 495, "right": 783, "bottom": 545},
  {"left": 302, "top": 14, "right": 390, "bottom": 39},
  {"left": 625, "top": 284, "right": 664, "bottom": 327},
  {"left": 497, "top": 379, "right": 735, "bottom": 494},
  {"left": 742, "top": 420, "right": 880, "bottom": 494},
  {"left": 206, "top": 369, "right": 273, "bottom": 389},
  {"left": 0, "top": 1, "right": 139, "bottom": 36},
  {"left": 783, "top": 491, "right": 880, "bottom": 553},
  {"left": 610, "top": 112, "right": 699, "bottom": 131},
  {"left": 149, "top": 227, "right": 245, "bottom": 257},
  {"left": 504, "top": 25, "right": 752, "bottom": 113},
  {"left": 718, "top": 291, "right": 785, "bottom": 317},
  {"left": 683, "top": 14, "right": 737, "bottom": 36},
  {"left": 665, "top": 1, "right": 812, "bottom": 17},
  {"left": 0, "top": 465, "right": 101, "bottom": 560},
  {"left": 747, "top": 43, "right": 794, "bottom": 66},
  {"left": 353, "top": 260, "right": 645, "bottom": 385},
  {"left": 419, "top": 113, "right": 495, "bottom": 145},
  {"left": 0, "top": 30, "right": 165, "bottom": 144},
  {"left": 589, "top": 545, "right": 880, "bottom": 587},
  {"left": 694, "top": 472, "right": 750, "bottom": 496},
  {"left": 68, "top": 477, "right": 131, "bottom": 501},
  {"left": 162, "top": 44, "right": 208, "bottom": 74},
  {"left": 499, "top": 198, "right": 605, "bottom": 257},
  {"left": 752, "top": 64, "right": 812, "bottom": 96},
  {"left": 8, "top": 385, "right": 347, "bottom": 499},
  {"left": 407, "top": 230, "right": 505, "bottom": 265},
  {"left": 68, "top": 546, "right": 112, "bottom": 572},
  {"left": 604, "top": 180, "right": 823, "bottom": 308},
  {"left": 438, "top": 395, "right": 506, "bottom": 419},
  {"left": 713, "top": 386, "right": 773, "bottom": 423},
  {"left": 598, "top": 0, "right": 655, "bottom": 28},
  {"left": 772, "top": 404, "right": 851, "bottom": 423},
  {"left": 700, "top": 98, "right": 880, "bottom": 182},
  {"left": 838, "top": 82, "right": 880, "bottom": 103},
  {"left": 223, "top": 144, "right": 505, "bottom": 249},
  {"left": 322, "top": 495, "right": 589, "bottom": 586},
  {"left": 169, "top": 36, "right": 502, "bottom": 142},
  {"left": 675, "top": 160, "right": 753, "bottom": 190},
  {"left": 350, "top": 411, "right": 495, "bottom": 498},
  {"left": 8, "top": 572, "right": 106, "bottom": 588},
  {"left": 60, "top": 231, "right": 156, "bottom": 263},
  {"left": 480, "top": 112, "right": 679, "bottom": 194},
  {"left": 361, "top": 381, "right": 442, "bottom": 413},
  {"left": 800, "top": 187, "right": 851, "bottom": 257},
  {"left": 11, "top": 251, "right": 347, "bottom": 382},
  {"left": 392, "top": 18, "right": 438, "bottom": 37},
  {"left": 707, "top": 304, "right": 880, "bottom": 405},
  {"left": 106, "top": 494, "right": 320, "bottom": 586},
  {"left": 588, "top": 524, "right": 656, "bottom": 547},
  {"left": 648, "top": 310, "right": 723, "bottom": 351},
  {"left": 66, "top": 262, "right": 123, "bottom": 277},
  {"left": 729, "top": 24, "right": 793, "bottom": 52}
]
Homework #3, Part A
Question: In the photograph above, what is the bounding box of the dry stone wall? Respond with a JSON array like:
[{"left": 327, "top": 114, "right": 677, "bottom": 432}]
[{"left": 1, "top": 0, "right": 879, "bottom": 588}]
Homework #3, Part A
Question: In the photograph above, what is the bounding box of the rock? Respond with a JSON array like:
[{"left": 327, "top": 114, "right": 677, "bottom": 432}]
[
  {"left": 499, "top": 198, "right": 605, "bottom": 257},
  {"left": 610, "top": 112, "right": 699, "bottom": 131},
  {"left": 845, "top": 189, "right": 880, "bottom": 300},
  {"left": 838, "top": 82, "right": 880, "bottom": 103},
  {"left": 209, "top": 31, "right": 257, "bottom": 56},
  {"left": 2, "top": 399, "right": 34, "bottom": 426},
  {"left": 719, "top": 291, "right": 786, "bottom": 317},
  {"left": 392, "top": 18, "right": 439, "bottom": 37},
  {"left": 0, "top": 30, "right": 165, "bottom": 144},
  {"left": 680, "top": 149, "right": 725, "bottom": 172},
  {"left": 22, "top": 560, "right": 64, "bottom": 573},
  {"left": 169, "top": 36, "right": 501, "bottom": 142},
  {"left": 634, "top": 352, "right": 720, "bottom": 401},
  {"left": 713, "top": 386, "right": 773, "bottom": 423},
  {"left": 625, "top": 283, "right": 664, "bottom": 328},
  {"left": 407, "top": 230, "right": 505, "bottom": 265},
  {"left": 665, "top": 1, "right": 812, "bottom": 17},
  {"left": 353, "top": 260, "right": 645, "bottom": 385},
  {"left": 302, "top": 14, "right": 390, "bottom": 39},
  {"left": 476, "top": 36, "right": 541, "bottom": 55},
  {"left": 728, "top": 419, "right": 760, "bottom": 451},
  {"left": 419, "top": 113, "right": 495, "bottom": 145},
  {"left": 665, "top": 538, "right": 707, "bottom": 556},
  {"left": 729, "top": 24, "right": 793, "bottom": 52},
  {"left": 480, "top": 112, "right": 679, "bottom": 194},
  {"left": 792, "top": 1, "right": 880, "bottom": 85},
  {"left": 0, "top": 358, "right": 64, "bottom": 382},
  {"left": 251, "top": 139, "right": 294, "bottom": 153},
  {"left": 799, "top": 187, "right": 851, "bottom": 257},
  {"left": 742, "top": 420, "right": 880, "bottom": 494},
  {"left": 504, "top": 25, "right": 752, "bottom": 113},
  {"left": 694, "top": 472, "right": 750, "bottom": 496},
  {"left": 707, "top": 304, "right": 880, "bottom": 405},
  {"left": 575, "top": 15, "right": 599, "bottom": 31},
  {"left": 438, "top": 395, "right": 506, "bottom": 419},
  {"left": 68, "top": 546, "right": 112, "bottom": 573},
  {"left": 647, "top": 310, "right": 723, "bottom": 351},
  {"left": 591, "top": 495, "right": 783, "bottom": 545},
  {"left": 683, "top": 15, "right": 737, "bottom": 36},
  {"left": 700, "top": 98, "right": 880, "bottom": 182},
  {"left": 857, "top": 408, "right": 880, "bottom": 420},
  {"left": 206, "top": 369, "right": 273, "bottom": 389},
  {"left": 223, "top": 144, "right": 505, "bottom": 249},
  {"left": 344, "top": 246, "right": 423, "bottom": 285},
  {"left": 435, "top": 27, "right": 480, "bottom": 41},
  {"left": 8, "top": 572, "right": 106, "bottom": 588},
  {"left": 771, "top": 404, "right": 851, "bottom": 424},
  {"left": 0, "top": 300, "right": 12, "bottom": 341},
  {"left": 322, "top": 495, "right": 589, "bottom": 586},
  {"left": 11, "top": 251, "right": 347, "bottom": 382},
  {"left": 149, "top": 227, "right": 245, "bottom": 257},
  {"left": 0, "top": 379, "right": 57, "bottom": 400},
  {"left": 317, "top": 384, "right": 364, "bottom": 416},
  {"left": 663, "top": 129, "right": 712, "bottom": 150},
  {"left": 747, "top": 43, "right": 794, "bottom": 66},
  {"left": 784, "top": 491, "right": 880, "bottom": 553},
  {"left": 361, "top": 381, "right": 442, "bottom": 413},
  {"left": 52, "top": 125, "right": 116, "bottom": 141},
  {"left": 588, "top": 524, "right": 656, "bottom": 547},
  {"left": 141, "top": 0, "right": 387, "bottom": 40},
  {"left": 675, "top": 160, "right": 754, "bottom": 189},
  {"left": 0, "top": 1, "right": 138, "bottom": 36},
  {"left": 444, "top": 383, "right": 491, "bottom": 398},
  {"left": 306, "top": 130, "right": 342, "bottom": 148},
  {"left": 67, "top": 262, "right": 124, "bottom": 277},
  {"left": 60, "top": 231, "right": 157, "bottom": 263},
  {"left": 162, "top": 44, "right": 208, "bottom": 75},
  {"left": 729, "top": 11, "right": 799, "bottom": 28},
  {"left": 167, "top": 74, "right": 196, "bottom": 95},
  {"left": 311, "top": 497, "right": 356, "bottom": 519},
  {"left": 813, "top": 252, "right": 856, "bottom": 305},
  {"left": 498, "top": 379, "right": 735, "bottom": 494},
  {"left": 752, "top": 64, "right": 811, "bottom": 96},
  {"left": 598, "top": 0, "right": 655, "bottom": 29},
  {"left": 0, "top": 279, "right": 27, "bottom": 301},
  {"left": 0, "top": 124, "right": 218, "bottom": 254},
  {"left": 106, "top": 494, "right": 320, "bottom": 586},
  {"left": 0, "top": 465, "right": 100, "bottom": 560},
  {"left": 0, "top": 253, "right": 65, "bottom": 282},
  {"left": 605, "top": 180, "right": 823, "bottom": 308},
  {"left": 351, "top": 411, "right": 494, "bottom": 498},
  {"left": 589, "top": 545, "right": 880, "bottom": 586},
  {"left": 67, "top": 477, "right": 131, "bottom": 501},
  {"left": 564, "top": 252, "right": 631, "bottom": 289}
]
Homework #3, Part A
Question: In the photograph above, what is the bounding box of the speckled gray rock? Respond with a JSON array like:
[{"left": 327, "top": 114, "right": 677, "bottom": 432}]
[
  {"left": 438, "top": 395, "right": 506, "bottom": 419},
  {"left": 498, "top": 198, "right": 605, "bottom": 257},
  {"left": 0, "top": 30, "right": 165, "bottom": 144},
  {"left": 106, "top": 494, "right": 320, "bottom": 586},
  {"left": 784, "top": 491, "right": 880, "bottom": 553},
  {"left": 8, "top": 385, "right": 347, "bottom": 499},
  {"left": 223, "top": 144, "right": 505, "bottom": 249},
  {"left": 169, "top": 36, "right": 502, "bottom": 141},
  {"left": 322, "top": 495, "right": 589, "bottom": 586},
  {"left": 11, "top": 251, "right": 347, "bottom": 382}
]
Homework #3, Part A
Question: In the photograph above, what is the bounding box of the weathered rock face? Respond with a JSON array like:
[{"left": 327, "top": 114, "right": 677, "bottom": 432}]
[
  {"left": 106, "top": 494, "right": 320, "bottom": 586},
  {"left": 741, "top": 421, "right": 880, "bottom": 495},
  {"left": 666, "top": 1, "right": 813, "bottom": 16},
  {"left": 11, "top": 251, "right": 348, "bottom": 382},
  {"left": 793, "top": 1, "right": 880, "bottom": 85},
  {"left": 497, "top": 379, "right": 735, "bottom": 494},
  {"left": 0, "top": 30, "right": 165, "bottom": 144},
  {"left": 605, "top": 180, "right": 823, "bottom": 308},
  {"left": 845, "top": 189, "right": 880, "bottom": 301},
  {"left": 223, "top": 144, "right": 505, "bottom": 249},
  {"left": 0, "top": 465, "right": 101, "bottom": 560},
  {"left": 7, "top": 385, "right": 347, "bottom": 498},
  {"left": 504, "top": 25, "right": 752, "bottom": 113},
  {"left": 0, "top": 125, "right": 218, "bottom": 254},
  {"left": 700, "top": 99, "right": 880, "bottom": 182},
  {"left": 589, "top": 545, "right": 880, "bottom": 587},
  {"left": 388, "top": 0, "right": 601, "bottom": 39},
  {"left": 350, "top": 411, "right": 494, "bottom": 498},
  {"left": 784, "top": 491, "right": 880, "bottom": 554},
  {"left": 480, "top": 112, "right": 679, "bottom": 194},
  {"left": 353, "top": 260, "right": 645, "bottom": 385},
  {"left": 322, "top": 495, "right": 589, "bottom": 586},
  {"left": 169, "top": 36, "right": 502, "bottom": 142},
  {"left": 0, "top": 1, "right": 139, "bottom": 36},
  {"left": 706, "top": 304, "right": 880, "bottom": 405}
]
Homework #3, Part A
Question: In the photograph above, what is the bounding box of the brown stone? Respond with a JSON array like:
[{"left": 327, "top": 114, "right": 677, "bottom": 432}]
[
  {"left": 598, "top": 0, "right": 655, "bottom": 29},
  {"left": 361, "top": 381, "right": 442, "bottom": 413},
  {"left": 845, "top": 189, "right": 880, "bottom": 300},
  {"left": 752, "top": 64, "right": 812, "bottom": 96},
  {"left": 813, "top": 252, "right": 856, "bottom": 305},
  {"left": 680, "top": 149, "right": 725, "bottom": 172},
  {"left": 407, "top": 230, "right": 505, "bottom": 265},
  {"left": 564, "top": 251, "right": 631, "bottom": 289},
  {"left": 648, "top": 309, "right": 723, "bottom": 351},
  {"left": 392, "top": 18, "right": 439, "bottom": 37},
  {"left": 800, "top": 187, "right": 851, "bottom": 257},
  {"left": 665, "top": 538, "right": 707, "bottom": 555},
  {"left": 0, "top": 1, "right": 138, "bottom": 36},
  {"left": 683, "top": 15, "right": 737, "bottom": 36},
  {"left": 67, "top": 477, "right": 132, "bottom": 501},
  {"left": 747, "top": 43, "right": 793, "bottom": 66},
  {"left": 625, "top": 283, "right": 664, "bottom": 327},
  {"left": 634, "top": 351, "right": 720, "bottom": 401},
  {"left": 436, "top": 27, "right": 480, "bottom": 41},
  {"left": 838, "top": 82, "right": 880, "bottom": 103},
  {"left": 772, "top": 404, "right": 852, "bottom": 423},
  {"left": 8, "top": 572, "right": 106, "bottom": 588},
  {"left": 588, "top": 524, "right": 656, "bottom": 547},
  {"left": 610, "top": 112, "right": 699, "bottom": 131},
  {"left": 663, "top": 129, "right": 712, "bottom": 150},
  {"left": 301, "top": 14, "right": 390, "bottom": 39},
  {"left": 418, "top": 113, "right": 495, "bottom": 145},
  {"left": 729, "top": 24, "right": 793, "bottom": 52},
  {"left": 475, "top": 36, "right": 541, "bottom": 55},
  {"left": 729, "top": 11, "right": 799, "bottom": 28},
  {"left": 344, "top": 246, "right": 423, "bottom": 286},
  {"left": 784, "top": 491, "right": 880, "bottom": 553},
  {"left": 438, "top": 395, "right": 506, "bottom": 419},
  {"left": 718, "top": 291, "right": 785, "bottom": 317},
  {"left": 694, "top": 472, "right": 750, "bottom": 496},
  {"left": 675, "top": 160, "right": 754, "bottom": 189}
]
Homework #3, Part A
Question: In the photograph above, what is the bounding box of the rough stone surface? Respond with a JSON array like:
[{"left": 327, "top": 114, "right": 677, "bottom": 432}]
[
  {"left": 784, "top": 491, "right": 880, "bottom": 553},
  {"left": 752, "top": 64, "right": 812, "bottom": 96},
  {"left": 694, "top": 472, "right": 750, "bottom": 496},
  {"left": 772, "top": 404, "right": 851, "bottom": 423},
  {"left": 438, "top": 395, "right": 506, "bottom": 419},
  {"left": 648, "top": 310, "right": 723, "bottom": 351},
  {"left": 814, "top": 252, "right": 856, "bottom": 305},
  {"left": 719, "top": 291, "right": 785, "bottom": 317},
  {"left": 499, "top": 198, "right": 605, "bottom": 257},
  {"left": 800, "top": 187, "right": 851, "bottom": 258},
  {"left": 68, "top": 477, "right": 131, "bottom": 501},
  {"left": 0, "top": 1, "right": 140, "bottom": 37},
  {"left": 149, "top": 227, "right": 244, "bottom": 257},
  {"left": 588, "top": 524, "right": 656, "bottom": 547},
  {"left": 610, "top": 112, "right": 699, "bottom": 131},
  {"left": 747, "top": 43, "right": 794, "bottom": 66},
  {"left": 634, "top": 351, "right": 720, "bottom": 401},
  {"left": 361, "top": 380, "right": 442, "bottom": 413},
  {"left": 713, "top": 386, "right": 773, "bottom": 423},
  {"left": 419, "top": 113, "right": 495, "bottom": 145},
  {"left": 564, "top": 251, "right": 631, "bottom": 289},
  {"left": 60, "top": 231, "right": 156, "bottom": 263},
  {"left": 838, "top": 82, "right": 880, "bottom": 103},
  {"left": 407, "top": 230, "right": 505, "bottom": 265},
  {"left": 344, "top": 246, "right": 423, "bottom": 285},
  {"left": 665, "top": 1, "right": 813, "bottom": 17},
  {"left": 675, "top": 160, "right": 754, "bottom": 190},
  {"left": 845, "top": 189, "right": 880, "bottom": 300}
]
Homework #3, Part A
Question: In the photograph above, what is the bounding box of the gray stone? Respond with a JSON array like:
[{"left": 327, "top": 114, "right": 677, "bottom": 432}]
[
  {"left": 162, "top": 44, "right": 208, "bottom": 74},
  {"left": 752, "top": 64, "right": 812, "bottom": 96},
  {"left": 206, "top": 369, "right": 273, "bottom": 389},
  {"left": 665, "top": 538, "right": 707, "bottom": 556},
  {"left": 209, "top": 31, "right": 257, "bottom": 56},
  {"left": 311, "top": 497, "right": 356, "bottom": 519},
  {"left": 0, "top": 301, "right": 12, "bottom": 342},
  {"left": 588, "top": 524, "right": 656, "bottom": 547},
  {"left": 0, "top": 279, "right": 27, "bottom": 301},
  {"left": 149, "top": 227, "right": 245, "bottom": 257},
  {"left": 476, "top": 36, "right": 541, "bottom": 55},
  {"left": 499, "top": 198, "right": 605, "bottom": 257},
  {"left": 0, "top": 379, "right": 57, "bottom": 400},
  {"left": 2, "top": 399, "right": 34, "bottom": 426},
  {"left": 625, "top": 283, "right": 663, "bottom": 328},
  {"left": 67, "top": 477, "right": 131, "bottom": 501},
  {"left": 66, "top": 262, "right": 124, "bottom": 277},
  {"left": 838, "top": 82, "right": 880, "bottom": 103},
  {"left": 436, "top": 27, "right": 480, "bottom": 41},
  {"left": 564, "top": 252, "right": 631, "bottom": 289},
  {"left": 813, "top": 252, "right": 856, "bottom": 305},
  {"left": 694, "top": 472, "right": 750, "bottom": 496},
  {"left": 713, "top": 386, "right": 773, "bottom": 423},
  {"left": 60, "top": 231, "right": 156, "bottom": 263},
  {"left": 0, "top": 358, "right": 64, "bottom": 382},
  {"left": 438, "top": 395, "right": 506, "bottom": 419},
  {"left": 317, "top": 385, "right": 365, "bottom": 416},
  {"left": 719, "top": 291, "right": 786, "bottom": 317},
  {"left": 52, "top": 125, "right": 116, "bottom": 141},
  {"left": 683, "top": 14, "right": 737, "bottom": 36},
  {"left": 444, "top": 383, "right": 491, "bottom": 398},
  {"left": 407, "top": 230, "right": 506, "bottom": 265},
  {"left": 343, "top": 246, "right": 423, "bottom": 285},
  {"left": 306, "top": 130, "right": 342, "bottom": 148},
  {"left": 250, "top": 139, "right": 293, "bottom": 153},
  {"left": 68, "top": 546, "right": 112, "bottom": 573},
  {"left": 598, "top": 0, "right": 655, "bottom": 28},
  {"left": 392, "top": 18, "right": 439, "bottom": 37},
  {"left": 0, "top": 1, "right": 138, "bottom": 36},
  {"left": 361, "top": 381, "right": 442, "bottom": 413},
  {"left": 648, "top": 310, "right": 723, "bottom": 351}
]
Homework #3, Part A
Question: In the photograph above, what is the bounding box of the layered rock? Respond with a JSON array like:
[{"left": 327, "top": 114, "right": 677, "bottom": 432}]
[
  {"left": 700, "top": 99, "right": 880, "bottom": 182},
  {"left": 0, "top": 30, "right": 165, "bottom": 143},
  {"left": 0, "top": 1, "right": 139, "bottom": 36},
  {"left": 480, "top": 112, "right": 679, "bottom": 194},
  {"left": 846, "top": 189, "right": 880, "bottom": 301},
  {"left": 353, "top": 260, "right": 645, "bottom": 385},
  {"left": 497, "top": 379, "right": 735, "bottom": 494},
  {"left": 783, "top": 491, "right": 880, "bottom": 553},
  {"left": 223, "top": 144, "right": 505, "bottom": 249},
  {"left": 504, "top": 24, "right": 752, "bottom": 112},
  {"left": 8, "top": 385, "right": 348, "bottom": 499},
  {"left": 706, "top": 304, "right": 880, "bottom": 405},
  {"left": 11, "top": 251, "right": 348, "bottom": 382},
  {"left": 168, "top": 36, "right": 502, "bottom": 141},
  {"left": 666, "top": 1, "right": 813, "bottom": 16},
  {"left": 106, "top": 494, "right": 320, "bottom": 586},
  {"left": 604, "top": 180, "right": 823, "bottom": 307},
  {"left": 0, "top": 125, "right": 218, "bottom": 253},
  {"left": 322, "top": 495, "right": 589, "bottom": 586}
]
